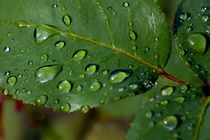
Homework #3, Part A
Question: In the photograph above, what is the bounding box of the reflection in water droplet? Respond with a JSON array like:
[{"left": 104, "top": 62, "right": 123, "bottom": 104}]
[
  {"left": 60, "top": 102, "right": 71, "bottom": 112},
  {"left": 7, "top": 76, "right": 17, "bottom": 86},
  {"left": 187, "top": 34, "right": 206, "bottom": 54},
  {"left": 90, "top": 81, "right": 101, "bottom": 92},
  {"left": 85, "top": 64, "right": 97, "bottom": 75},
  {"left": 63, "top": 15, "right": 71, "bottom": 26},
  {"left": 58, "top": 80, "right": 72, "bottom": 93},
  {"left": 34, "top": 26, "right": 56, "bottom": 44},
  {"left": 55, "top": 41, "right": 65, "bottom": 49},
  {"left": 36, "top": 65, "right": 63, "bottom": 83},
  {"left": 35, "top": 95, "right": 47, "bottom": 106},
  {"left": 163, "top": 116, "right": 178, "bottom": 131},
  {"left": 161, "top": 87, "right": 174, "bottom": 96},
  {"left": 109, "top": 70, "right": 130, "bottom": 84},
  {"left": 72, "top": 50, "right": 87, "bottom": 61}
]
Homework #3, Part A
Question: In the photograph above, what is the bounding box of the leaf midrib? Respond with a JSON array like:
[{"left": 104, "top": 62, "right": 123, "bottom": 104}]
[{"left": 0, "top": 20, "right": 163, "bottom": 73}]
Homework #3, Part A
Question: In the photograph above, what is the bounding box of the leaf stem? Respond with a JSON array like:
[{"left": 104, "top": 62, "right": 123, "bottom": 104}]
[{"left": 159, "top": 69, "right": 186, "bottom": 84}]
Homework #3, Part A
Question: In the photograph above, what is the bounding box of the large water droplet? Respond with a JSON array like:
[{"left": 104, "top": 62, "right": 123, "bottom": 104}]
[
  {"left": 161, "top": 87, "right": 174, "bottom": 96},
  {"left": 36, "top": 65, "right": 63, "bottom": 83},
  {"left": 163, "top": 116, "right": 178, "bottom": 131},
  {"left": 55, "top": 41, "right": 65, "bottom": 49},
  {"left": 85, "top": 64, "right": 97, "bottom": 75},
  {"left": 63, "top": 15, "right": 71, "bottom": 26},
  {"left": 60, "top": 102, "right": 71, "bottom": 112},
  {"left": 58, "top": 80, "right": 72, "bottom": 93},
  {"left": 7, "top": 76, "right": 17, "bottom": 86},
  {"left": 34, "top": 26, "right": 56, "bottom": 44},
  {"left": 72, "top": 50, "right": 87, "bottom": 61},
  {"left": 109, "top": 70, "right": 130, "bottom": 84},
  {"left": 187, "top": 34, "right": 206, "bottom": 54},
  {"left": 35, "top": 95, "right": 47, "bottom": 106},
  {"left": 90, "top": 81, "right": 101, "bottom": 92}
]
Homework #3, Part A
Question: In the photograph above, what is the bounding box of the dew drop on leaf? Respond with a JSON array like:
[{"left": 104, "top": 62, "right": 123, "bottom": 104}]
[
  {"left": 175, "top": 97, "right": 185, "bottom": 103},
  {"left": 187, "top": 33, "right": 206, "bottom": 54},
  {"left": 163, "top": 116, "right": 178, "bottom": 131},
  {"left": 34, "top": 26, "right": 56, "bottom": 44},
  {"left": 60, "top": 102, "right": 71, "bottom": 112},
  {"left": 40, "top": 54, "right": 49, "bottom": 62},
  {"left": 62, "top": 15, "right": 71, "bottom": 26},
  {"left": 161, "top": 86, "right": 174, "bottom": 96},
  {"left": 7, "top": 76, "right": 17, "bottom": 86},
  {"left": 123, "top": 2, "right": 129, "bottom": 8},
  {"left": 72, "top": 50, "right": 87, "bottom": 61},
  {"left": 109, "top": 70, "right": 130, "bottom": 84},
  {"left": 90, "top": 81, "right": 101, "bottom": 92},
  {"left": 145, "top": 111, "right": 153, "bottom": 118},
  {"left": 160, "top": 100, "right": 169, "bottom": 105},
  {"left": 129, "top": 30, "right": 137, "bottom": 41},
  {"left": 4, "top": 47, "right": 10, "bottom": 53},
  {"left": 81, "top": 106, "right": 90, "bottom": 113},
  {"left": 36, "top": 65, "right": 63, "bottom": 83},
  {"left": 85, "top": 64, "right": 97, "bottom": 75},
  {"left": 55, "top": 41, "right": 65, "bottom": 49},
  {"left": 180, "top": 85, "right": 188, "bottom": 93},
  {"left": 35, "top": 95, "right": 48, "bottom": 106},
  {"left": 58, "top": 80, "right": 72, "bottom": 93}
]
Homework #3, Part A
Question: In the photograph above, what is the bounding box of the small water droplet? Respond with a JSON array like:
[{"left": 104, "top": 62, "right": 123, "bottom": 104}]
[
  {"left": 175, "top": 97, "right": 185, "bottom": 103},
  {"left": 118, "top": 87, "right": 125, "bottom": 92},
  {"left": 4, "top": 71, "right": 10, "bottom": 76},
  {"left": 102, "top": 70, "right": 109, "bottom": 75},
  {"left": 7, "top": 76, "right": 17, "bottom": 86},
  {"left": 180, "top": 85, "right": 188, "bottom": 93},
  {"left": 161, "top": 87, "right": 174, "bottom": 96},
  {"left": 76, "top": 85, "right": 82, "bottom": 92},
  {"left": 123, "top": 2, "right": 129, "bottom": 8},
  {"left": 180, "top": 13, "right": 188, "bottom": 20},
  {"left": 187, "top": 34, "right": 206, "bottom": 54},
  {"left": 145, "top": 111, "right": 153, "bottom": 118},
  {"left": 163, "top": 116, "right": 178, "bottom": 131},
  {"left": 36, "top": 65, "right": 63, "bottom": 83},
  {"left": 4, "top": 47, "right": 10, "bottom": 52},
  {"left": 85, "top": 64, "right": 97, "bottom": 75},
  {"left": 53, "top": 4, "right": 57, "bottom": 8},
  {"left": 26, "top": 90, "right": 32, "bottom": 95},
  {"left": 35, "top": 95, "right": 47, "bottom": 106},
  {"left": 90, "top": 81, "right": 101, "bottom": 92},
  {"left": 40, "top": 54, "right": 49, "bottom": 62},
  {"left": 202, "top": 15, "right": 209, "bottom": 22},
  {"left": 72, "top": 50, "right": 87, "bottom": 61},
  {"left": 58, "top": 80, "right": 72, "bottom": 93},
  {"left": 55, "top": 41, "right": 65, "bottom": 49},
  {"left": 129, "top": 83, "right": 138, "bottom": 90},
  {"left": 161, "top": 100, "right": 169, "bottom": 105},
  {"left": 109, "top": 70, "right": 130, "bottom": 84},
  {"left": 63, "top": 15, "right": 71, "bottom": 26},
  {"left": 60, "top": 102, "right": 71, "bottom": 112},
  {"left": 81, "top": 106, "right": 90, "bottom": 113},
  {"left": 179, "top": 49, "right": 185, "bottom": 56},
  {"left": 129, "top": 31, "right": 137, "bottom": 41},
  {"left": 34, "top": 26, "right": 56, "bottom": 44},
  {"left": 3, "top": 89, "right": 9, "bottom": 95},
  {"left": 201, "top": 7, "right": 208, "bottom": 12}
]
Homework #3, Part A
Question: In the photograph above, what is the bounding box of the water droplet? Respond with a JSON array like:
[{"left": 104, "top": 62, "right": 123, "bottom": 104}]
[
  {"left": 187, "top": 34, "right": 206, "bottom": 54},
  {"left": 180, "top": 13, "right": 188, "bottom": 20},
  {"left": 145, "top": 111, "right": 153, "bottom": 118},
  {"left": 179, "top": 49, "right": 185, "bottom": 56},
  {"left": 129, "top": 83, "right": 138, "bottom": 90},
  {"left": 161, "top": 100, "right": 169, "bottom": 105},
  {"left": 4, "top": 47, "right": 10, "bottom": 52},
  {"left": 175, "top": 97, "right": 185, "bottom": 103},
  {"left": 63, "top": 15, "right": 71, "bottom": 26},
  {"left": 76, "top": 85, "right": 82, "bottom": 92},
  {"left": 201, "top": 7, "right": 208, "bottom": 12},
  {"left": 123, "top": 2, "right": 129, "bottom": 7},
  {"left": 4, "top": 71, "right": 10, "bottom": 76},
  {"left": 109, "top": 70, "right": 130, "bottom": 84},
  {"left": 85, "top": 64, "right": 97, "bottom": 75},
  {"left": 81, "top": 106, "right": 90, "bottom": 113},
  {"left": 129, "top": 31, "right": 137, "bottom": 41},
  {"left": 3, "top": 89, "right": 9, "bottom": 95},
  {"left": 60, "top": 102, "right": 71, "bottom": 112},
  {"left": 72, "top": 50, "right": 87, "bottom": 61},
  {"left": 55, "top": 41, "right": 65, "bottom": 49},
  {"left": 118, "top": 87, "right": 125, "bottom": 92},
  {"left": 53, "top": 4, "right": 57, "bottom": 8},
  {"left": 163, "top": 116, "right": 178, "bottom": 131},
  {"left": 58, "top": 80, "right": 72, "bottom": 93},
  {"left": 34, "top": 26, "right": 56, "bottom": 44},
  {"left": 161, "top": 87, "right": 174, "bottom": 96},
  {"left": 90, "top": 81, "right": 101, "bottom": 92},
  {"left": 102, "top": 69, "right": 109, "bottom": 75},
  {"left": 40, "top": 54, "right": 49, "bottom": 62},
  {"left": 180, "top": 85, "right": 188, "bottom": 93},
  {"left": 202, "top": 15, "right": 209, "bottom": 22},
  {"left": 36, "top": 65, "right": 63, "bottom": 83},
  {"left": 26, "top": 90, "right": 32, "bottom": 95},
  {"left": 35, "top": 95, "right": 47, "bottom": 106},
  {"left": 7, "top": 76, "right": 17, "bottom": 86}
]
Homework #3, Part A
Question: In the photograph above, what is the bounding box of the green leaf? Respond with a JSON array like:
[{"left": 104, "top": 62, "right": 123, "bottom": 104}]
[
  {"left": 174, "top": 0, "right": 210, "bottom": 82},
  {"left": 0, "top": 0, "right": 170, "bottom": 112},
  {"left": 127, "top": 84, "right": 210, "bottom": 140}
]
